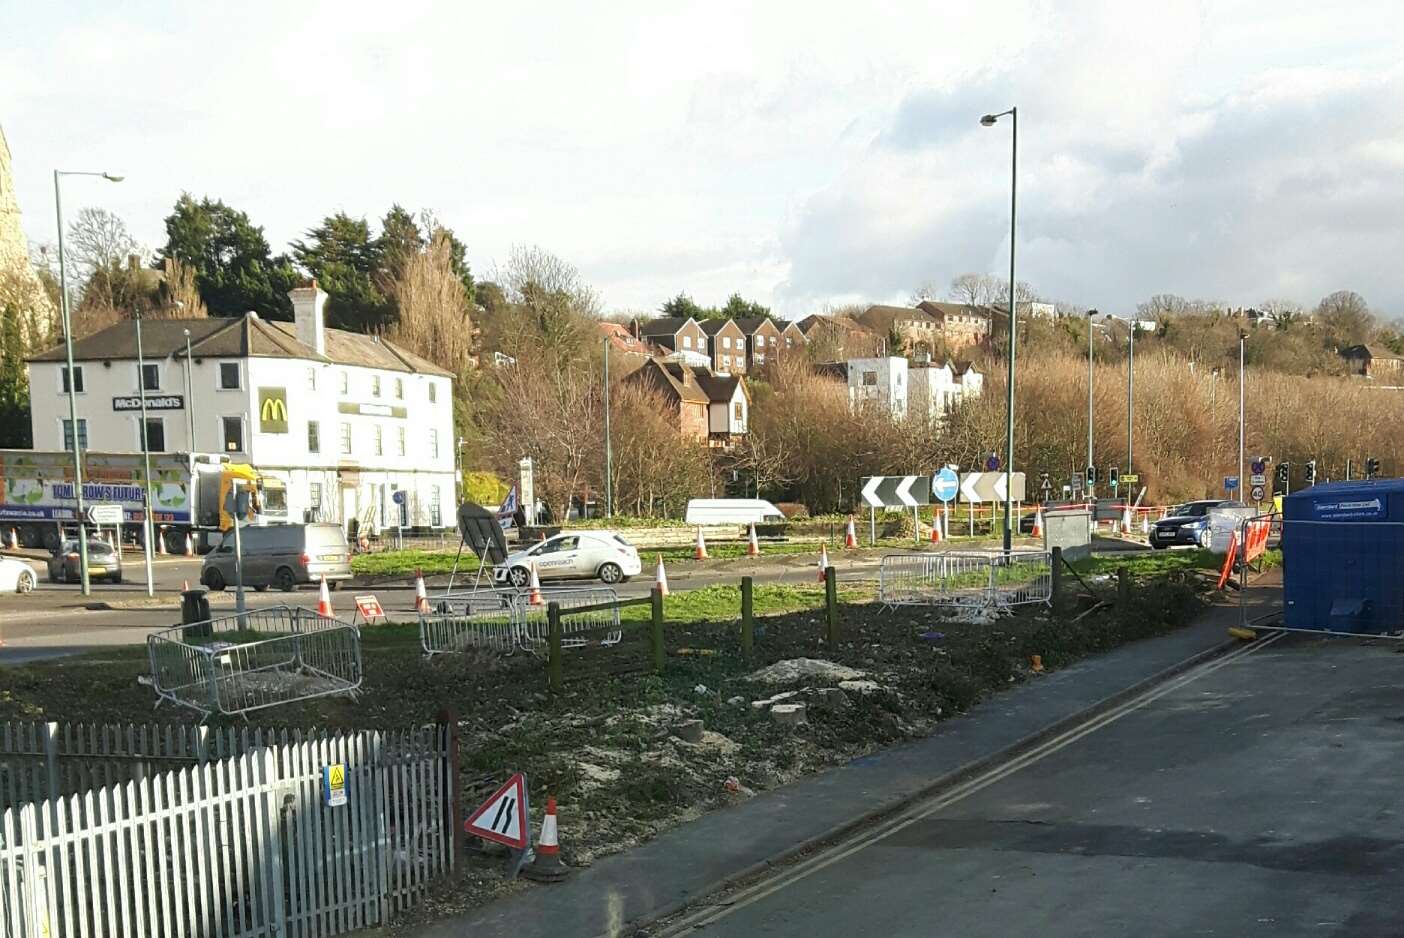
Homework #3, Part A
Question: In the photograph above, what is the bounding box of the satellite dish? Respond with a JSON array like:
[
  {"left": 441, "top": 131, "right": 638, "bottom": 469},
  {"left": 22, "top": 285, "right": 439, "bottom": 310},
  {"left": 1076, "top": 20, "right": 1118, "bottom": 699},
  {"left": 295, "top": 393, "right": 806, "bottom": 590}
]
[{"left": 456, "top": 502, "right": 508, "bottom": 565}]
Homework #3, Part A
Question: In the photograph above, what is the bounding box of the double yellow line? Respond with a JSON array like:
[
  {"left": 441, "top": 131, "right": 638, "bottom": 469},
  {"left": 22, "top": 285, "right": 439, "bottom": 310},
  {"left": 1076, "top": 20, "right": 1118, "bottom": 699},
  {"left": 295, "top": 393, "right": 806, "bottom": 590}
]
[{"left": 647, "top": 631, "right": 1285, "bottom": 936}]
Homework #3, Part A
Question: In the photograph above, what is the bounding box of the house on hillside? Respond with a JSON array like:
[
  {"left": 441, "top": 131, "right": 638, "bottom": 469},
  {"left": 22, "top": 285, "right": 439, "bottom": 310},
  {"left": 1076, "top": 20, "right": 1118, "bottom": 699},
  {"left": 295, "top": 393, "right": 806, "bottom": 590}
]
[
  {"left": 1340, "top": 344, "right": 1404, "bottom": 378},
  {"left": 733, "top": 316, "right": 784, "bottom": 371},
  {"left": 599, "top": 321, "right": 653, "bottom": 359},
  {"left": 638, "top": 316, "right": 710, "bottom": 367},
  {"left": 780, "top": 320, "right": 807, "bottom": 353},
  {"left": 855, "top": 305, "right": 941, "bottom": 355},
  {"left": 909, "top": 360, "right": 983, "bottom": 422},
  {"left": 622, "top": 358, "right": 749, "bottom": 447},
  {"left": 847, "top": 357, "right": 908, "bottom": 421},
  {"left": 797, "top": 314, "right": 881, "bottom": 360},
  {"left": 699, "top": 318, "right": 748, "bottom": 374},
  {"left": 915, "top": 300, "right": 991, "bottom": 351}
]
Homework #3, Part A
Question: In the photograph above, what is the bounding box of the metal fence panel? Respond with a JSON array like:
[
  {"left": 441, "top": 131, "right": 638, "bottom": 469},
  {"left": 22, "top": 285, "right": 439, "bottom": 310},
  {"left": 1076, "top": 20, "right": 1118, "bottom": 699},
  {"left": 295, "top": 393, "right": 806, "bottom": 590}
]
[
  {"left": 419, "top": 586, "right": 622, "bottom": 654},
  {"left": 879, "top": 550, "right": 1051, "bottom": 609},
  {"left": 146, "top": 606, "right": 363, "bottom": 719}
]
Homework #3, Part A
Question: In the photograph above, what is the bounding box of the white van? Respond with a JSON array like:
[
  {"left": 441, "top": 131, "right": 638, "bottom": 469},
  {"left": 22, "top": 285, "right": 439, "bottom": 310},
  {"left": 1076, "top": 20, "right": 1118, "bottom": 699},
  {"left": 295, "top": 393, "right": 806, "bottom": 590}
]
[{"left": 684, "top": 499, "right": 786, "bottom": 525}]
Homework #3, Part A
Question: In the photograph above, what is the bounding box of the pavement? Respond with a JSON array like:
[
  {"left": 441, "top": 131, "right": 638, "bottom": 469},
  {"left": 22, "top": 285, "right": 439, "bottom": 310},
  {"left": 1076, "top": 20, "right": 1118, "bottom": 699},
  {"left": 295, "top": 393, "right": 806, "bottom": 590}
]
[{"left": 418, "top": 586, "right": 1294, "bottom": 938}]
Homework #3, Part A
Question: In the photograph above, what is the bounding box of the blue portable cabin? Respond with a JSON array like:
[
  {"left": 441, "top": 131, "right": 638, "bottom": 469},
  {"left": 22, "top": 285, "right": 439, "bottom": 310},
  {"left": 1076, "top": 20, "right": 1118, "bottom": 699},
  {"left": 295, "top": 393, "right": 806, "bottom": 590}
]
[{"left": 1282, "top": 478, "right": 1404, "bottom": 634}]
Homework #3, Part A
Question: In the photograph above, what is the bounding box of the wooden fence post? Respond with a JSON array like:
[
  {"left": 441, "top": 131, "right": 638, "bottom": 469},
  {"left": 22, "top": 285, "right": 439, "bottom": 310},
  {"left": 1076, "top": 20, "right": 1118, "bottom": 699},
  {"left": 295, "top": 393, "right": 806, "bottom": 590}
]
[
  {"left": 436, "top": 706, "right": 464, "bottom": 864},
  {"left": 650, "top": 587, "right": 665, "bottom": 674},
  {"left": 547, "top": 602, "right": 563, "bottom": 692},
  {"left": 1050, "top": 546, "right": 1064, "bottom": 613},
  {"left": 824, "top": 566, "right": 838, "bottom": 647},
  {"left": 1117, "top": 567, "right": 1131, "bottom": 608},
  {"left": 740, "top": 576, "right": 754, "bottom": 658}
]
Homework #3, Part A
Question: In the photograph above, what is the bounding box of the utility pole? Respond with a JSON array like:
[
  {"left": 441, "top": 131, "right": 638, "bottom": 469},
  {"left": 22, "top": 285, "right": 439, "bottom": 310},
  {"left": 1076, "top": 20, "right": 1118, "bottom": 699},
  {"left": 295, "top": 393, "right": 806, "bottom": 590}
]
[
  {"left": 1086, "top": 308, "right": 1096, "bottom": 496},
  {"left": 603, "top": 337, "right": 613, "bottom": 518},
  {"left": 183, "top": 329, "right": 196, "bottom": 450},
  {"left": 980, "top": 105, "right": 1017, "bottom": 554},
  {"left": 1126, "top": 320, "right": 1134, "bottom": 478},
  {"left": 1238, "top": 331, "right": 1247, "bottom": 498},
  {"left": 135, "top": 315, "right": 156, "bottom": 597}
]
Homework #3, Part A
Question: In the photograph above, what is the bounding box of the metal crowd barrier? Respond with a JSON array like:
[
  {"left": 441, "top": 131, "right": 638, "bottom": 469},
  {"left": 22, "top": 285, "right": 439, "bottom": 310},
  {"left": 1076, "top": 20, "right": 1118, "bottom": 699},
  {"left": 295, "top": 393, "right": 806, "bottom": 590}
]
[
  {"left": 878, "top": 550, "right": 1051, "bottom": 609},
  {"left": 419, "top": 586, "right": 622, "bottom": 656},
  {"left": 146, "top": 605, "right": 363, "bottom": 718}
]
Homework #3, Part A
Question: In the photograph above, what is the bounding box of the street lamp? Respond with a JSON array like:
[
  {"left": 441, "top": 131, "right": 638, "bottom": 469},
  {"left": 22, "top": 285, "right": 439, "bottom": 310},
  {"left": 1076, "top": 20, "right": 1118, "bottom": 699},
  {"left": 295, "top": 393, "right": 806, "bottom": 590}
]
[
  {"left": 135, "top": 314, "right": 156, "bottom": 597},
  {"left": 54, "top": 169, "right": 123, "bottom": 596},
  {"left": 1085, "top": 309, "right": 1097, "bottom": 496},
  {"left": 981, "top": 106, "right": 1017, "bottom": 553},
  {"left": 1238, "top": 331, "right": 1247, "bottom": 500},
  {"left": 1103, "top": 314, "right": 1136, "bottom": 484},
  {"left": 183, "top": 327, "right": 196, "bottom": 450}
]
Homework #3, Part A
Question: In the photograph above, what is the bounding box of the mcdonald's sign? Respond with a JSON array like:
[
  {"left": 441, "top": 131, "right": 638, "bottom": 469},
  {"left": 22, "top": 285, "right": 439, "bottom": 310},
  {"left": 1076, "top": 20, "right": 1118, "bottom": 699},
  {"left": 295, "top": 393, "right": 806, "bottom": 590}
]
[{"left": 258, "top": 387, "right": 289, "bottom": 433}]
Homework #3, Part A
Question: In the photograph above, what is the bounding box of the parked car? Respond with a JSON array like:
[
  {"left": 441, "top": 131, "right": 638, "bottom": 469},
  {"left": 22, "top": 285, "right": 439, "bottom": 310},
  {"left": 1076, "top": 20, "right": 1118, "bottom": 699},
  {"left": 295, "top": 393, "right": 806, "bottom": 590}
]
[
  {"left": 1150, "top": 500, "right": 1234, "bottom": 549},
  {"left": 201, "top": 523, "right": 352, "bottom": 592},
  {"left": 0, "top": 555, "right": 38, "bottom": 593},
  {"left": 494, "top": 530, "right": 642, "bottom": 587},
  {"left": 46, "top": 539, "right": 123, "bottom": 583}
]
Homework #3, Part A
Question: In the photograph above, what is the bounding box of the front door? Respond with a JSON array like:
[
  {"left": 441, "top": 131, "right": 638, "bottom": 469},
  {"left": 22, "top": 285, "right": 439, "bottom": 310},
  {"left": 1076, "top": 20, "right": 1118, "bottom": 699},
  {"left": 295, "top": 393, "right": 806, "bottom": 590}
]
[{"left": 341, "top": 486, "right": 358, "bottom": 538}]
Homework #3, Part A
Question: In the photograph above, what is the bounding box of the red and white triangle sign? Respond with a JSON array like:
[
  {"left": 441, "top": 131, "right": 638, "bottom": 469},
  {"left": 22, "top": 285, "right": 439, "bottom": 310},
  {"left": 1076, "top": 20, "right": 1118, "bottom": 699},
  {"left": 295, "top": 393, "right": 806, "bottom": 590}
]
[{"left": 464, "top": 772, "right": 529, "bottom": 850}]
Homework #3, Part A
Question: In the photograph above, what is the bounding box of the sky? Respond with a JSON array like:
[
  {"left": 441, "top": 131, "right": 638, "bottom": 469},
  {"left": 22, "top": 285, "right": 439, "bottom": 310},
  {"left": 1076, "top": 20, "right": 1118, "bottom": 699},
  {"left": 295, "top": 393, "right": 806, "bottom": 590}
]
[{"left": 3, "top": 0, "right": 1403, "bottom": 319}]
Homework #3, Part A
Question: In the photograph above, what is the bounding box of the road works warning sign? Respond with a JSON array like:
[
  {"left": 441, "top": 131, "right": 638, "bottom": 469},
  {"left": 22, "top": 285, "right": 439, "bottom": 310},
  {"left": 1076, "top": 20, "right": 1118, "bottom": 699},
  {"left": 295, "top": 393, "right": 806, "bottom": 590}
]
[{"left": 464, "top": 772, "right": 529, "bottom": 850}]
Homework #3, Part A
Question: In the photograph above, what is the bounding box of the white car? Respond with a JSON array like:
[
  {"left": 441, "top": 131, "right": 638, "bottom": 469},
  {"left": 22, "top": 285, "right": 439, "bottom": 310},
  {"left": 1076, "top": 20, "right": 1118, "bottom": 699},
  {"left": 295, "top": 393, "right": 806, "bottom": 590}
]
[
  {"left": 0, "top": 556, "right": 38, "bottom": 593},
  {"left": 494, "top": 531, "right": 642, "bottom": 587}
]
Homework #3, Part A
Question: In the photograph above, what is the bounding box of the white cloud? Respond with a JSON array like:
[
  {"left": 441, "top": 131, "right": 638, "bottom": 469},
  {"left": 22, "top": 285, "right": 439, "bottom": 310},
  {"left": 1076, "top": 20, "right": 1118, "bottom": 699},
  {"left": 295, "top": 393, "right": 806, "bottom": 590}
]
[{"left": 3, "top": 0, "right": 1403, "bottom": 319}]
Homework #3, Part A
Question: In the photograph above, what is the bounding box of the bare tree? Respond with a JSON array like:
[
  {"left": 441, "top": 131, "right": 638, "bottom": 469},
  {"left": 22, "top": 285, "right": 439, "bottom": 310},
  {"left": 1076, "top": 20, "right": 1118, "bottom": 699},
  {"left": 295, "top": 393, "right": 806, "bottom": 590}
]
[
  {"left": 490, "top": 245, "right": 600, "bottom": 360},
  {"left": 386, "top": 233, "right": 476, "bottom": 375},
  {"left": 66, "top": 208, "right": 139, "bottom": 294},
  {"left": 143, "top": 258, "right": 209, "bottom": 320},
  {"left": 948, "top": 272, "right": 1002, "bottom": 309},
  {"left": 1314, "top": 290, "right": 1374, "bottom": 347}
]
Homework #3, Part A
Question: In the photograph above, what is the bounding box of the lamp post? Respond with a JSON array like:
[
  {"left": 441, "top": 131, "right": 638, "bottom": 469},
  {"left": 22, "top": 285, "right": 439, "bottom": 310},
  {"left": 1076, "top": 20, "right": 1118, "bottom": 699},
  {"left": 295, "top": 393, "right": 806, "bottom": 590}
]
[
  {"left": 603, "top": 336, "right": 613, "bottom": 518},
  {"left": 1238, "top": 331, "right": 1247, "bottom": 499},
  {"left": 135, "top": 314, "right": 156, "bottom": 597},
  {"left": 1126, "top": 320, "right": 1135, "bottom": 478},
  {"left": 54, "top": 169, "right": 123, "bottom": 596},
  {"left": 981, "top": 106, "right": 1017, "bottom": 553},
  {"left": 1085, "top": 309, "right": 1097, "bottom": 496},
  {"left": 183, "top": 328, "right": 196, "bottom": 449}
]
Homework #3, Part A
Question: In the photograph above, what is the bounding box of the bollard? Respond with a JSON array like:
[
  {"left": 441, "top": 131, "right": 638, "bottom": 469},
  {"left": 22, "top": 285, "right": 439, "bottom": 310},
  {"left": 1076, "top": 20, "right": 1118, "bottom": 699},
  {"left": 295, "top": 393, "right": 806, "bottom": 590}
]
[
  {"left": 824, "top": 565, "right": 838, "bottom": 647},
  {"left": 1050, "top": 546, "right": 1065, "bottom": 613},
  {"left": 650, "top": 586, "right": 665, "bottom": 674},
  {"left": 1117, "top": 566, "right": 1131, "bottom": 608},
  {"left": 547, "top": 601, "right": 563, "bottom": 692},
  {"left": 740, "top": 575, "right": 754, "bottom": 658}
]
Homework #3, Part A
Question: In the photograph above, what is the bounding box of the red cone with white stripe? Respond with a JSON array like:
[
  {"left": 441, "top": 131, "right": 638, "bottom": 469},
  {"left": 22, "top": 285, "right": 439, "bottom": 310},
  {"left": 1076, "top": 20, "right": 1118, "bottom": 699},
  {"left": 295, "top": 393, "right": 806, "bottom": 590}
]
[
  {"left": 844, "top": 515, "right": 859, "bottom": 549},
  {"left": 747, "top": 523, "right": 760, "bottom": 557},
  {"left": 157, "top": 526, "right": 167, "bottom": 555},
  {"left": 817, "top": 543, "right": 829, "bottom": 582},
  {"left": 414, "top": 569, "right": 431, "bottom": 614},
  {"left": 1031, "top": 509, "right": 1043, "bottom": 539},
  {"left": 523, "top": 796, "right": 569, "bottom": 882},
  {"left": 694, "top": 526, "right": 708, "bottom": 560},
  {"left": 929, "top": 514, "right": 942, "bottom": 543},
  {"left": 528, "top": 560, "right": 544, "bottom": 606},
  {"left": 184, "top": 532, "right": 195, "bottom": 557},
  {"left": 1121, "top": 505, "right": 1133, "bottom": 533},
  {"left": 655, "top": 554, "right": 669, "bottom": 596},
  {"left": 7, "top": 528, "right": 16, "bottom": 550},
  {"left": 317, "top": 575, "right": 333, "bottom": 617}
]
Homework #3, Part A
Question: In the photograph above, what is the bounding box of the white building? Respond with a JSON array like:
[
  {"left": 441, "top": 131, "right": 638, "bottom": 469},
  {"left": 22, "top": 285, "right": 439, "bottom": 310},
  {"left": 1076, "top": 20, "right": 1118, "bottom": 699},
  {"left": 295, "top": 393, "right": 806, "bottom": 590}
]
[
  {"left": 845, "top": 356, "right": 981, "bottom": 423},
  {"left": 909, "top": 361, "right": 983, "bottom": 422},
  {"left": 27, "top": 284, "right": 457, "bottom": 534},
  {"left": 847, "top": 357, "right": 908, "bottom": 420}
]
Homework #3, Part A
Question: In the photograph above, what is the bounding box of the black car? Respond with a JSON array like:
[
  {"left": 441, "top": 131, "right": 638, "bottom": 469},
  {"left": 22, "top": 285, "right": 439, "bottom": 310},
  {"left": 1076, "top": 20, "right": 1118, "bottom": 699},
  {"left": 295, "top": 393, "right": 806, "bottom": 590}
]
[{"left": 1149, "top": 500, "right": 1226, "bottom": 549}]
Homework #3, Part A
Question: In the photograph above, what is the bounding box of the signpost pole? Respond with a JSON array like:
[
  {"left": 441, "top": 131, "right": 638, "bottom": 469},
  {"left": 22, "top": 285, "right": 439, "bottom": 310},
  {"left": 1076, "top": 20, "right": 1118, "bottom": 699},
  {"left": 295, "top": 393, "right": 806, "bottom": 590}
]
[
  {"left": 136, "top": 314, "right": 156, "bottom": 598},
  {"left": 869, "top": 506, "right": 875, "bottom": 546},
  {"left": 232, "top": 486, "right": 247, "bottom": 623},
  {"left": 912, "top": 505, "right": 919, "bottom": 546}
]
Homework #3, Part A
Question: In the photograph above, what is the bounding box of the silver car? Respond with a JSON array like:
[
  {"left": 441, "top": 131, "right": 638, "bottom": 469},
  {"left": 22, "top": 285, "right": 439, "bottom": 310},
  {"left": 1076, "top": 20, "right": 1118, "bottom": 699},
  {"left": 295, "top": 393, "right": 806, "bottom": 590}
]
[
  {"left": 201, "top": 523, "right": 352, "bottom": 592},
  {"left": 494, "top": 531, "right": 642, "bottom": 587}
]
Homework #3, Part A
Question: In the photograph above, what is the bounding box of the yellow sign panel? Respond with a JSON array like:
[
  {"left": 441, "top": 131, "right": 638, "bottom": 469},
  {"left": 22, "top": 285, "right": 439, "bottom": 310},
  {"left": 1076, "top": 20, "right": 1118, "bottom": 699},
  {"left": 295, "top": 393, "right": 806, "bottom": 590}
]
[
  {"left": 259, "top": 388, "right": 289, "bottom": 433},
  {"left": 323, "top": 762, "right": 347, "bottom": 807}
]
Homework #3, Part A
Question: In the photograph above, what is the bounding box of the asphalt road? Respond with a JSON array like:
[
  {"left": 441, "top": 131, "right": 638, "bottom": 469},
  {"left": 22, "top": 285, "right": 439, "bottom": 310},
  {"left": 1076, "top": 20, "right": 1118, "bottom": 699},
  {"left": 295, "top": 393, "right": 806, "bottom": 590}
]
[{"left": 658, "top": 634, "right": 1404, "bottom": 937}]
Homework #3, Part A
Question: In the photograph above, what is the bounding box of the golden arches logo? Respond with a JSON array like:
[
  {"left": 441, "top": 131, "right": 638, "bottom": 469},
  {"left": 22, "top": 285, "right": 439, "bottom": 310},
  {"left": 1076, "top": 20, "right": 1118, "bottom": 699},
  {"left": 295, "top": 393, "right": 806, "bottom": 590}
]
[
  {"left": 258, "top": 388, "right": 289, "bottom": 432},
  {"left": 260, "top": 397, "right": 287, "bottom": 422}
]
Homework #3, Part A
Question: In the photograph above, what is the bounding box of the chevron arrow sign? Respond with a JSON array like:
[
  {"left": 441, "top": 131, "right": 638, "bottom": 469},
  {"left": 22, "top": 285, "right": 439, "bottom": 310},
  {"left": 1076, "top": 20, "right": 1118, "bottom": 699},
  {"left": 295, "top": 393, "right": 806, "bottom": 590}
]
[
  {"left": 957, "top": 472, "right": 1027, "bottom": 503},
  {"left": 860, "top": 475, "right": 932, "bottom": 507}
]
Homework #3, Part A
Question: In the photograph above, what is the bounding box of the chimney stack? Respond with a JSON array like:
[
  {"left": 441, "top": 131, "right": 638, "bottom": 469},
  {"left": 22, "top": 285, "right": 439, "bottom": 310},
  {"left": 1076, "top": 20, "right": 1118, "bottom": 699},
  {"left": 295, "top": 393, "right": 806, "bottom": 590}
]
[{"left": 290, "top": 280, "right": 327, "bottom": 356}]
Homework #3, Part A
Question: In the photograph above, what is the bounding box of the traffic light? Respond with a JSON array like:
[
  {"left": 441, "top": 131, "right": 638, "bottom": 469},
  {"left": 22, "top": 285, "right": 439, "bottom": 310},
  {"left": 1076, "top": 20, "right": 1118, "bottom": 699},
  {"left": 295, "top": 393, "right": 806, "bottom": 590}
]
[
  {"left": 1367, "top": 457, "right": 1381, "bottom": 479},
  {"left": 1085, "top": 465, "right": 1097, "bottom": 486},
  {"left": 1276, "top": 462, "right": 1290, "bottom": 485},
  {"left": 1304, "top": 460, "right": 1317, "bottom": 485},
  {"left": 1108, "top": 466, "right": 1120, "bottom": 488}
]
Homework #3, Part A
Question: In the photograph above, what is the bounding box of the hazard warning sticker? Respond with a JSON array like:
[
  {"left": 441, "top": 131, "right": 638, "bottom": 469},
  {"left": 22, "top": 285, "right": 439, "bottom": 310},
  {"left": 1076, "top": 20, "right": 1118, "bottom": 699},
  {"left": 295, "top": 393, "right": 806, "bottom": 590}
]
[{"left": 464, "top": 772, "right": 529, "bottom": 850}]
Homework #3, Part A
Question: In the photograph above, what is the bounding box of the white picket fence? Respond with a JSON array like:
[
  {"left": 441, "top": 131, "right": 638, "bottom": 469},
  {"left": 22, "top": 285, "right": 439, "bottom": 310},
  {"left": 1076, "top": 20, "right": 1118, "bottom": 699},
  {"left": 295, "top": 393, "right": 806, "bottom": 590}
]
[{"left": 0, "top": 723, "right": 453, "bottom": 937}]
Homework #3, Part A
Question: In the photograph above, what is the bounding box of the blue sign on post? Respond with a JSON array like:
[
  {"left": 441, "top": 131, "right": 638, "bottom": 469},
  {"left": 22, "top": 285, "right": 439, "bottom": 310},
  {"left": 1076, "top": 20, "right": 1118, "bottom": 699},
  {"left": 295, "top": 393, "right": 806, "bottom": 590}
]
[
  {"left": 392, "top": 490, "right": 407, "bottom": 506},
  {"left": 1251, "top": 458, "right": 1266, "bottom": 476},
  {"left": 932, "top": 467, "right": 959, "bottom": 503},
  {"left": 1224, "top": 476, "right": 1239, "bottom": 491}
]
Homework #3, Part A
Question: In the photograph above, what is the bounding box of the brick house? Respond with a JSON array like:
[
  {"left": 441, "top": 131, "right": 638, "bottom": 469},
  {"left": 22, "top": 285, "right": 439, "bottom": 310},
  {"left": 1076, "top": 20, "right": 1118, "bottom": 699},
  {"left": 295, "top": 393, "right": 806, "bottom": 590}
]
[
  {"left": 734, "top": 317, "right": 784, "bottom": 371},
  {"left": 915, "top": 300, "right": 991, "bottom": 351},
  {"left": 855, "top": 304, "right": 942, "bottom": 355},
  {"left": 797, "top": 314, "right": 881, "bottom": 361},
  {"left": 638, "top": 316, "right": 710, "bottom": 366},
  {"left": 699, "top": 318, "right": 748, "bottom": 374},
  {"left": 780, "top": 320, "right": 807, "bottom": 354},
  {"left": 622, "top": 358, "right": 749, "bottom": 447}
]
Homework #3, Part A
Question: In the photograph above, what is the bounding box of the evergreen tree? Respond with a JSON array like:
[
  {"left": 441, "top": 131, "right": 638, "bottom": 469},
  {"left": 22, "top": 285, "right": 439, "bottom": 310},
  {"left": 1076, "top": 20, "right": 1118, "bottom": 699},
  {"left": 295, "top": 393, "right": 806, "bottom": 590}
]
[{"left": 157, "top": 194, "right": 299, "bottom": 319}]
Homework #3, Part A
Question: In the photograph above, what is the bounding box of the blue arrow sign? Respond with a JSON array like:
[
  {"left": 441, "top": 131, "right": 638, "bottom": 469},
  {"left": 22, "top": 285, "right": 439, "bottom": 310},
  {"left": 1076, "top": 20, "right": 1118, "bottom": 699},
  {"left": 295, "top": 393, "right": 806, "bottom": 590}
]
[{"left": 932, "top": 467, "right": 959, "bottom": 503}]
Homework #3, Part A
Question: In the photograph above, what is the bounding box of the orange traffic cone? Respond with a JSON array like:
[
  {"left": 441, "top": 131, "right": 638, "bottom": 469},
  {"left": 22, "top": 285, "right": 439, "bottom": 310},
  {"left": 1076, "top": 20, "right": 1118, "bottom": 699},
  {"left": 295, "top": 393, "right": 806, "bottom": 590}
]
[
  {"left": 6, "top": 528, "right": 16, "bottom": 550},
  {"left": 1140, "top": 514, "right": 1150, "bottom": 535},
  {"left": 184, "top": 532, "right": 195, "bottom": 557},
  {"left": 746, "top": 523, "right": 759, "bottom": 557},
  {"left": 1031, "top": 509, "right": 1043, "bottom": 538},
  {"left": 844, "top": 515, "right": 859, "bottom": 549},
  {"left": 930, "top": 513, "right": 942, "bottom": 543},
  {"left": 654, "top": 554, "right": 669, "bottom": 596},
  {"left": 1121, "top": 505, "right": 1132, "bottom": 533},
  {"left": 817, "top": 543, "right": 829, "bottom": 582},
  {"left": 317, "top": 575, "right": 333, "bottom": 617},
  {"left": 414, "top": 569, "right": 431, "bottom": 614},
  {"left": 528, "top": 561, "right": 544, "bottom": 606},
  {"left": 522, "top": 796, "right": 569, "bottom": 882},
  {"left": 694, "top": 526, "right": 708, "bottom": 560}
]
